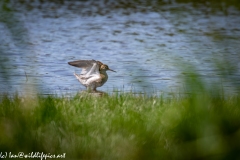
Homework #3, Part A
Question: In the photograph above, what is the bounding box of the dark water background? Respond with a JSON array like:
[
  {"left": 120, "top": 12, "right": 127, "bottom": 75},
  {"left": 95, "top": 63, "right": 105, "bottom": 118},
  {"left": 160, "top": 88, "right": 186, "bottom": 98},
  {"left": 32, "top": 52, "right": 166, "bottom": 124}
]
[{"left": 0, "top": 0, "right": 240, "bottom": 96}]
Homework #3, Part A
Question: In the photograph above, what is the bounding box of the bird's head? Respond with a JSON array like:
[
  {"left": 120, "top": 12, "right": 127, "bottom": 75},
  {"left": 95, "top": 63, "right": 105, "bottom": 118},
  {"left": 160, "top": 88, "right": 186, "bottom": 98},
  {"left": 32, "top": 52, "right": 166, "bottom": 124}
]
[{"left": 100, "top": 64, "right": 116, "bottom": 72}]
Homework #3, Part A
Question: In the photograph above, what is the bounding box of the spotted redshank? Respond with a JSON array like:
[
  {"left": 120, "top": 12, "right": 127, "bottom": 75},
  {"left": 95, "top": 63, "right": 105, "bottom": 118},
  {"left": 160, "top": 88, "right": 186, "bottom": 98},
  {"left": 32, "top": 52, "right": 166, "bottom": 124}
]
[{"left": 68, "top": 59, "right": 116, "bottom": 92}]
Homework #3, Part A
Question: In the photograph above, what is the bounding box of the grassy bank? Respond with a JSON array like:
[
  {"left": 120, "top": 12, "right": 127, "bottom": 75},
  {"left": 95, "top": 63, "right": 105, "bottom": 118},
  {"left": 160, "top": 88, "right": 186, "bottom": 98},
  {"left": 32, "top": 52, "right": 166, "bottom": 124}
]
[{"left": 0, "top": 92, "right": 240, "bottom": 160}]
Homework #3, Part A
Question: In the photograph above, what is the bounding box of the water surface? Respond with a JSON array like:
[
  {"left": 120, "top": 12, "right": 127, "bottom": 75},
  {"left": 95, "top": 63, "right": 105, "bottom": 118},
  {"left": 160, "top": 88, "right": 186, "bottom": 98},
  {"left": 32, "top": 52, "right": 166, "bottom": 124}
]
[{"left": 0, "top": 1, "right": 240, "bottom": 96}]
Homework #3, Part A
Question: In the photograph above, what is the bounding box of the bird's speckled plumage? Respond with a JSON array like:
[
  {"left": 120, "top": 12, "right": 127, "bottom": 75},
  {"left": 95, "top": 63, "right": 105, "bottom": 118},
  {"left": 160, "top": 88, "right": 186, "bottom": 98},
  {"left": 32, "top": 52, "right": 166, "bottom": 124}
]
[{"left": 68, "top": 59, "right": 115, "bottom": 92}]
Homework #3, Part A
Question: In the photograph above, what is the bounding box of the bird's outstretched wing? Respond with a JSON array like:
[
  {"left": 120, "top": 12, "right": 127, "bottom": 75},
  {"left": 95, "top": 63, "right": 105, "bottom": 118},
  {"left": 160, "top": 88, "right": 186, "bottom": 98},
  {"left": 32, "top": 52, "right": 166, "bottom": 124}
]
[
  {"left": 68, "top": 60, "right": 97, "bottom": 68},
  {"left": 68, "top": 59, "right": 102, "bottom": 75}
]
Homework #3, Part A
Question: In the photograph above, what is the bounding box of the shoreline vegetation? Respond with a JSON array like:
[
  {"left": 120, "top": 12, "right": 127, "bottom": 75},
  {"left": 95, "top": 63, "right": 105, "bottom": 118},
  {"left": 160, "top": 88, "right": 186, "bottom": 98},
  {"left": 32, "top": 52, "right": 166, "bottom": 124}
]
[{"left": 1, "top": 91, "right": 240, "bottom": 159}]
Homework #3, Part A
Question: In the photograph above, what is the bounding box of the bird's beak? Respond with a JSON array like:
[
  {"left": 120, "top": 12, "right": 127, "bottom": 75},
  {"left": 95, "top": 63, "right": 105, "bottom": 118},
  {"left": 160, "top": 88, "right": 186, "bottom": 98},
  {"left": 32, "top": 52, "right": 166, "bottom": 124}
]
[{"left": 108, "top": 68, "right": 116, "bottom": 72}]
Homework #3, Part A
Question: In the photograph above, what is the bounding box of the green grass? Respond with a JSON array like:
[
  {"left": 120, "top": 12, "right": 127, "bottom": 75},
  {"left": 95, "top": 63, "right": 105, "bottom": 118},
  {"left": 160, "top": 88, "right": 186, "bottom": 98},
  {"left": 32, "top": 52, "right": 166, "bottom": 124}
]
[{"left": 0, "top": 92, "right": 240, "bottom": 160}]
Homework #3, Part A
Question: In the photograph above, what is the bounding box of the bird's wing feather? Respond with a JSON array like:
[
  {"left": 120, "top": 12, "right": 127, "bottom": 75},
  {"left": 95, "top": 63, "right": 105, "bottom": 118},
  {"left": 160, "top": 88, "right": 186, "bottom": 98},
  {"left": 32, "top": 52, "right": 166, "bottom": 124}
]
[
  {"left": 68, "top": 60, "right": 97, "bottom": 68},
  {"left": 80, "top": 62, "right": 100, "bottom": 76},
  {"left": 85, "top": 62, "right": 100, "bottom": 76},
  {"left": 68, "top": 59, "right": 104, "bottom": 76}
]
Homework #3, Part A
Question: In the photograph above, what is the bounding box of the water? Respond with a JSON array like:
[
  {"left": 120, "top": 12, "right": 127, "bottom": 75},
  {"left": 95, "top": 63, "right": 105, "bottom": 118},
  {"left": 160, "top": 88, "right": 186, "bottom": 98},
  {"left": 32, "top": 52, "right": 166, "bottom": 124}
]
[{"left": 0, "top": 0, "right": 240, "bottom": 96}]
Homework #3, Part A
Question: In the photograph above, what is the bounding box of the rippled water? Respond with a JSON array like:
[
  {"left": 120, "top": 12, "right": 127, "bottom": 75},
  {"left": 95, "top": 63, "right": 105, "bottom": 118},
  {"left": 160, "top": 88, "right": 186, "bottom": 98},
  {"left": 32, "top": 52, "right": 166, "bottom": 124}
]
[{"left": 0, "top": 1, "right": 240, "bottom": 96}]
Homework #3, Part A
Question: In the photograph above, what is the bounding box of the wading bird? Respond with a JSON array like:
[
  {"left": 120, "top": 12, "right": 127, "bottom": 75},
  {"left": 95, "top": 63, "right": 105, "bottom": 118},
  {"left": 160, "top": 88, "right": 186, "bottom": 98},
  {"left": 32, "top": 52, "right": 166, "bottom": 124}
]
[{"left": 68, "top": 59, "right": 116, "bottom": 92}]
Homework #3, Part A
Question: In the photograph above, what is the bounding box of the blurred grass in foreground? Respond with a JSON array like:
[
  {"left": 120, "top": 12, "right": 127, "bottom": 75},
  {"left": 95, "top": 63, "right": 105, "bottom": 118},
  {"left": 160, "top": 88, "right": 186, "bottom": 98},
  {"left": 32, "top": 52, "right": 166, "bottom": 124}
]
[{"left": 0, "top": 89, "right": 240, "bottom": 159}]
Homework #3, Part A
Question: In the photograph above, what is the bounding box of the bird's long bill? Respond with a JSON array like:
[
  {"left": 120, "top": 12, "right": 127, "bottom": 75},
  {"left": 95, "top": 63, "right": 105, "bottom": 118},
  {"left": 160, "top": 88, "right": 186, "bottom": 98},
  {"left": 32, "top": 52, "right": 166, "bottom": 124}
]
[{"left": 108, "top": 68, "right": 116, "bottom": 72}]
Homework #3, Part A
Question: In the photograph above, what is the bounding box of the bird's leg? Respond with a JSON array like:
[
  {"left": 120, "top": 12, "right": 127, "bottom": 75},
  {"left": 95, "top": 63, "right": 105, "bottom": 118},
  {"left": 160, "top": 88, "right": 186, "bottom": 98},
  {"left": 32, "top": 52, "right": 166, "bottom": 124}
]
[{"left": 86, "top": 86, "right": 97, "bottom": 92}]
